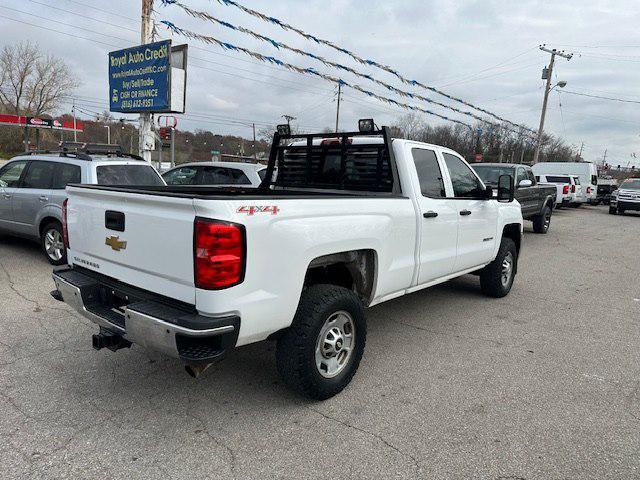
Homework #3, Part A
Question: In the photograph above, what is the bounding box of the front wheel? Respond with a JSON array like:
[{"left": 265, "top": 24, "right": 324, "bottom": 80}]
[
  {"left": 41, "top": 222, "right": 67, "bottom": 266},
  {"left": 276, "top": 284, "right": 366, "bottom": 400},
  {"left": 532, "top": 206, "right": 552, "bottom": 234},
  {"left": 480, "top": 237, "right": 517, "bottom": 298}
]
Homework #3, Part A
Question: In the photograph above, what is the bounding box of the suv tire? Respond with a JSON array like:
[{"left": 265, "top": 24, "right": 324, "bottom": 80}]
[
  {"left": 276, "top": 284, "right": 366, "bottom": 400},
  {"left": 480, "top": 237, "right": 517, "bottom": 298},
  {"left": 532, "top": 205, "right": 552, "bottom": 234},
  {"left": 41, "top": 221, "right": 67, "bottom": 266}
]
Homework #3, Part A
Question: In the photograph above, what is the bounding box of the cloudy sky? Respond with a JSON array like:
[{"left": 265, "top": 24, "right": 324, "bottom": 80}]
[{"left": 1, "top": 0, "right": 639, "bottom": 166}]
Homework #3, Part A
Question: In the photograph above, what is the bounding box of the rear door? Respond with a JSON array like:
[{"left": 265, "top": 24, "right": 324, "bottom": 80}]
[
  {"left": 410, "top": 147, "right": 458, "bottom": 284},
  {"left": 0, "top": 160, "right": 28, "bottom": 230},
  {"left": 441, "top": 152, "right": 498, "bottom": 272},
  {"left": 11, "top": 160, "right": 56, "bottom": 236}
]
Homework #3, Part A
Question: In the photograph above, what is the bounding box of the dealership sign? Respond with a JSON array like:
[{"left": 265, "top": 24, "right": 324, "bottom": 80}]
[
  {"left": 0, "top": 114, "right": 83, "bottom": 132},
  {"left": 108, "top": 40, "right": 187, "bottom": 114}
]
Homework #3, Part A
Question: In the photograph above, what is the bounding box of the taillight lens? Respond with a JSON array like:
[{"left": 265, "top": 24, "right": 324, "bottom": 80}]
[
  {"left": 571, "top": 185, "right": 576, "bottom": 193},
  {"left": 586, "top": 187, "right": 591, "bottom": 194},
  {"left": 563, "top": 185, "right": 569, "bottom": 195},
  {"left": 194, "top": 218, "right": 245, "bottom": 289},
  {"left": 62, "top": 198, "right": 69, "bottom": 248}
]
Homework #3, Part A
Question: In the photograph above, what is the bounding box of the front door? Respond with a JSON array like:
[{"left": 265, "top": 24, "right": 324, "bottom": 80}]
[
  {"left": 441, "top": 152, "right": 498, "bottom": 272},
  {"left": 411, "top": 147, "right": 459, "bottom": 284},
  {"left": 0, "top": 161, "right": 28, "bottom": 231}
]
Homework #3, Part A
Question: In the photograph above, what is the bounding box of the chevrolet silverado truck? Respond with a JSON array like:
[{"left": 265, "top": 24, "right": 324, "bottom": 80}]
[
  {"left": 472, "top": 163, "right": 557, "bottom": 233},
  {"left": 51, "top": 124, "right": 523, "bottom": 399}
]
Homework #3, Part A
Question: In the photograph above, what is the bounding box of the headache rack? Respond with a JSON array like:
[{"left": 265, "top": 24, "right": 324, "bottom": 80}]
[{"left": 260, "top": 126, "right": 401, "bottom": 195}]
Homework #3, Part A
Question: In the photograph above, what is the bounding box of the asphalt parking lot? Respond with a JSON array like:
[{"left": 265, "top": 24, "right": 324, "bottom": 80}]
[{"left": 1, "top": 205, "right": 638, "bottom": 479}]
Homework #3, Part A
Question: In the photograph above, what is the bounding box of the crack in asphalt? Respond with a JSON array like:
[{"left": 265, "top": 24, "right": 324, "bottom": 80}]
[
  {"left": 185, "top": 410, "right": 238, "bottom": 479},
  {"left": 308, "top": 406, "right": 425, "bottom": 479},
  {"left": 392, "top": 319, "right": 506, "bottom": 347}
]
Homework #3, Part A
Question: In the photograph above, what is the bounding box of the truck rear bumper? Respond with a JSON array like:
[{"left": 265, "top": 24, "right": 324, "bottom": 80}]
[{"left": 51, "top": 267, "right": 239, "bottom": 364}]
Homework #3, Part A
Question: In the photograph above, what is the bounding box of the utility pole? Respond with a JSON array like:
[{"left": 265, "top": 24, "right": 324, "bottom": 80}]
[
  {"left": 252, "top": 123, "right": 256, "bottom": 160},
  {"left": 602, "top": 149, "right": 608, "bottom": 166},
  {"left": 72, "top": 102, "right": 77, "bottom": 142},
  {"left": 533, "top": 45, "right": 573, "bottom": 164},
  {"left": 335, "top": 82, "right": 342, "bottom": 133},
  {"left": 282, "top": 114, "right": 296, "bottom": 128},
  {"left": 139, "top": 0, "right": 154, "bottom": 162}
]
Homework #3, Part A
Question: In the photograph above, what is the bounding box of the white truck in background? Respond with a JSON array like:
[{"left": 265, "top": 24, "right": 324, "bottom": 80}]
[
  {"left": 535, "top": 174, "right": 573, "bottom": 208},
  {"left": 51, "top": 124, "right": 523, "bottom": 399},
  {"left": 532, "top": 162, "right": 598, "bottom": 205}
]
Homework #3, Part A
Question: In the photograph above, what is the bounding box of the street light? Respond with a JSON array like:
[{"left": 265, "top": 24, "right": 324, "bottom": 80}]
[
  {"left": 103, "top": 125, "right": 111, "bottom": 144},
  {"left": 551, "top": 80, "right": 567, "bottom": 91}
]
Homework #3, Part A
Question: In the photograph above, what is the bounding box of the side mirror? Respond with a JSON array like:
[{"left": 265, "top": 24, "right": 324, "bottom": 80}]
[
  {"left": 497, "top": 174, "right": 514, "bottom": 202},
  {"left": 518, "top": 179, "right": 532, "bottom": 188}
]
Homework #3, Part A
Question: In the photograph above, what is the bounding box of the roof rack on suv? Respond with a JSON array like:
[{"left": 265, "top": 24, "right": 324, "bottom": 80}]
[
  {"left": 22, "top": 149, "right": 93, "bottom": 161},
  {"left": 58, "top": 142, "right": 144, "bottom": 161}
]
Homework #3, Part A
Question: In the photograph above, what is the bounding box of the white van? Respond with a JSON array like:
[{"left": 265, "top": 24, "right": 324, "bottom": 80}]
[{"left": 532, "top": 162, "right": 598, "bottom": 204}]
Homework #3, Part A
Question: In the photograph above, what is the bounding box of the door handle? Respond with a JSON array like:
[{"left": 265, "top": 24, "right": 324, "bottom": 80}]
[
  {"left": 423, "top": 211, "right": 438, "bottom": 218},
  {"left": 39, "top": 195, "right": 49, "bottom": 202},
  {"left": 460, "top": 210, "right": 472, "bottom": 216}
]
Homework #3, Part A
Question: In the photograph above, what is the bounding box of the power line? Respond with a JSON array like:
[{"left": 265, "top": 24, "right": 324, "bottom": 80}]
[
  {"left": 26, "top": 0, "right": 139, "bottom": 33},
  {"left": 60, "top": 0, "right": 139, "bottom": 24},
  {"left": 165, "top": 0, "right": 535, "bottom": 135},
  {"left": 561, "top": 90, "right": 640, "bottom": 105}
]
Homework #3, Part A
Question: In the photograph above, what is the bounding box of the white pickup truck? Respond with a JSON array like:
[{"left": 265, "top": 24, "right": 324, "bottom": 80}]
[{"left": 51, "top": 125, "right": 523, "bottom": 399}]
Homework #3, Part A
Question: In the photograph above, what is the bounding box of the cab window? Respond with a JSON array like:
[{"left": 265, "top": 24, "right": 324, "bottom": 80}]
[
  {"left": 0, "top": 161, "right": 27, "bottom": 188},
  {"left": 526, "top": 169, "right": 537, "bottom": 185},
  {"left": 516, "top": 168, "right": 528, "bottom": 186},
  {"left": 442, "top": 153, "right": 484, "bottom": 198},
  {"left": 412, "top": 148, "right": 445, "bottom": 198}
]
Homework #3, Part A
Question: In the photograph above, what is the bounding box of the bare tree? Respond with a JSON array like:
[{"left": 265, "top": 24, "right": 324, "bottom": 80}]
[{"left": 0, "top": 41, "right": 79, "bottom": 116}]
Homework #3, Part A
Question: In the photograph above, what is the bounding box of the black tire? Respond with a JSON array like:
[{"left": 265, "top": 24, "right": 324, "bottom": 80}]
[
  {"left": 480, "top": 237, "right": 517, "bottom": 298},
  {"left": 532, "top": 206, "right": 552, "bottom": 234},
  {"left": 609, "top": 206, "right": 617, "bottom": 215},
  {"left": 619, "top": 208, "right": 625, "bottom": 215},
  {"left": 41, "top": 221, "right": 67, "bottom": 266},
  {"left": 276, "top": 284, "right": 366, "bottom": 400}
]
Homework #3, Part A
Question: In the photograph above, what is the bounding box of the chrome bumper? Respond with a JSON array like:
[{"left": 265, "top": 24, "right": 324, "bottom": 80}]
[{"left": 52, "top": 268, "right": 239, "bottom": 363}]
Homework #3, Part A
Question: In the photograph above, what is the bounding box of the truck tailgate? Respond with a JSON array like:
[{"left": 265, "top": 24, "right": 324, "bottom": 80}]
[{"left": 66, "top": 186, "right": 197, "bottom": 304}]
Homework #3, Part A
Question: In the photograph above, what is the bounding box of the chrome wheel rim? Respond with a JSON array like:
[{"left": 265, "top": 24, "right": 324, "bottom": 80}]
[
  {"left": 315, "top": 310, "right": 355, "bottom": 378},
  {"left": 44, "top": 229, "right": 64, "bottom": 261},
  {"left": 544, "top": 211, "right": 551, "bottom": 230},
  {"left": 501, "top": 252, "right": 514, "bottom": 287}
]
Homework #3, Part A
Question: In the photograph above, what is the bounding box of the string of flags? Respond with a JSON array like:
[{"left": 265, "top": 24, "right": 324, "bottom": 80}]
[
  {"left": 161, "top": 1, "right": 536, "bottom": 138},
  {"left": 177, "top": 0, "right": 537, "bottom": 135},
  {"left": 160, "top": 20, "right": 476, "bottom": 130}
]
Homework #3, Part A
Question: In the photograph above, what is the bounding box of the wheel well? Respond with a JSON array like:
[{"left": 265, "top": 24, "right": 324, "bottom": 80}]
[
  {"left": 303, "top": 250, "right": 376, "bottom": 306},
  {"left": 39, "top": 217, "right": 61, "bottom": 236},
  {"left": 502, "top": 223, "right": 521, "bottom": 256}
]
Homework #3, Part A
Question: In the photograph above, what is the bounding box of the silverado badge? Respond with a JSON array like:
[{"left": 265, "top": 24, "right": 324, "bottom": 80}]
[{"left": 105, "top": 236, "right": 127, "bottom": 251}]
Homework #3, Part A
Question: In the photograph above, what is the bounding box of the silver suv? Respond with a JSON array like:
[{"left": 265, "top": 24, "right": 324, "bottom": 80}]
[{"left": 0, "top": 146, "right": 164, "bottom": 265}]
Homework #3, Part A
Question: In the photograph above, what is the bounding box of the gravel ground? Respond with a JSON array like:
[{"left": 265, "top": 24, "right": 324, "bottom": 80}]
[{"left": 0, "top": 205, "right": 638, "bottom": 479}]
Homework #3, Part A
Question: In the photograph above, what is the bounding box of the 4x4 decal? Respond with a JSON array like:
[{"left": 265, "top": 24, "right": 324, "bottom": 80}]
[{"left": 237, "top": 205, "right": 280, "bottom": 216}]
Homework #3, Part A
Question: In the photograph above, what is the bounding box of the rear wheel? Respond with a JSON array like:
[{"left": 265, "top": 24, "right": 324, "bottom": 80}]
[
  {"left": 41, "top": 222, "right": 66, "bottom": 266},
  {"left": 480, "top": 237, "right": 517, "bottom": 298},
  {"left": 532, "top": 206, "right": 552, "bottom": 234},
  {"left": 276, "top": 284, "right": 366, "bottom": 400}
]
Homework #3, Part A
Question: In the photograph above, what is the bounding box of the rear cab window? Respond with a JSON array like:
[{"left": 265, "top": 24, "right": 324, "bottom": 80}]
[
  {"left": 95, "top": 163, "right": 164, "bottom": 186},
  {"left": 545, "top": 176, "right": 571, "bottom": 183}
]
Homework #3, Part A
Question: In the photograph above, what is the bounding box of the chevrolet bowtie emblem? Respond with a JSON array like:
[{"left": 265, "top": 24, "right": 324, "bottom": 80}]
[{"left": 105, "top": 236, "right": 127, "bottom": 251}]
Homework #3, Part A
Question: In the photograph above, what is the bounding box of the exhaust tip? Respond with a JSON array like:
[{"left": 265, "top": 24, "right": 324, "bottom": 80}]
[{"left": 185, "top": 363, "right": 212, "bottom": 379}]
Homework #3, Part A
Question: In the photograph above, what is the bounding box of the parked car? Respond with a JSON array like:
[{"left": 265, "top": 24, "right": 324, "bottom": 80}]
[
  {"left": 534, "top": 174, "right": 572, "bottom": 208},
  {"left": 51, "top": 124, "right": 523, "bottom": 400},
  {"left": 162, "top": 161, "right": 266, "bottom": 187},
  {"left": 0, "top": 145, "right": 164, "bottom": 265},
  {"left": 596, "top": 178, "right": 618, "bottom": 205},
  {"left": 472, "top": 163, "right": 556, "bottom": 233},
  {"left": 609, "top": 178, "right": 640, "bottom": 215},
  {"left": 532, "top": 162, "right": 598, "bottom": 204},
  {"left": 570, "top": 176, "right": 586, "bottom": 206}
]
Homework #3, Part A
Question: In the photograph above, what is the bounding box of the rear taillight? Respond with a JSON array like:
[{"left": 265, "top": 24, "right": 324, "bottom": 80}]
[
  {"left": 62, "top": 198, "right": 69, "bottom": 248},
  {"left": 563, "top": 185, "right": 569, "bottom": 195},
  {"left": 586, "top": 187, "right": 591, "bottom": 194},
  {"left": 194, "top": 218, "right": 245, "bottom": 289},
  {"left": 571, "top": 185, "right": 576, "bottom": 193}
]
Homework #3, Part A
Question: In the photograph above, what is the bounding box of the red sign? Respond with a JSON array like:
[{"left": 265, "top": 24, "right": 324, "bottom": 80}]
[{"left": 0, "top": 114, "right": 83, "bottom": 132}]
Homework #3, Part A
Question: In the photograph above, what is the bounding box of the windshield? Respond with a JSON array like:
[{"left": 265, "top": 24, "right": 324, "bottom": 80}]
[
  {"left": 96, "top": 164, "right": 164, "bottom": 186},
  {"left": 620, "top": 179, "right": 640, "bottom": 190},
  {"left": 472, "top": 165, "right": 514, "bottom": 185}
]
